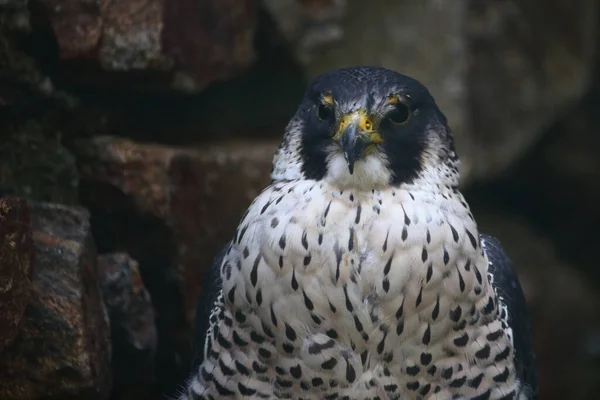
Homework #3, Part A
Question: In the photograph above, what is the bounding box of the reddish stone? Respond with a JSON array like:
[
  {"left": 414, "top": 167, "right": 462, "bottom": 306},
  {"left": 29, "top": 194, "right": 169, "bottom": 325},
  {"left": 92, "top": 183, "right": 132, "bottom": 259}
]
[
  {"left": 32, "top": 0, "right": 257, "bottom": 90},
  {"left": 0, "top": 202, "right": 111, "bottom": 400},
  {"left": 162, "top": 0, "right": 257, "bottom": 90},
  {"left": 73, "top": 136, "right": 276, "bottom": 393},
  {"left": 98, "top": 252, "right": 157, "bottom": 400},
  {"left": 35, "top": 0, "right": 111, "bottom": 59},
  {"left": 0, "top": 197, "right": 34, "bottom": 353}
]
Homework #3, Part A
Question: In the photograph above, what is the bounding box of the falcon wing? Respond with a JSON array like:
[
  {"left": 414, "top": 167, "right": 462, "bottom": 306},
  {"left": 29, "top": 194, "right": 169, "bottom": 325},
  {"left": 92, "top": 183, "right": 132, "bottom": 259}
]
[
  {"left": 191, "top": 241, "right": 231, "bottom": 370},
  {"left": 481, "top": 233, "right": 538, "bottom": 399}
]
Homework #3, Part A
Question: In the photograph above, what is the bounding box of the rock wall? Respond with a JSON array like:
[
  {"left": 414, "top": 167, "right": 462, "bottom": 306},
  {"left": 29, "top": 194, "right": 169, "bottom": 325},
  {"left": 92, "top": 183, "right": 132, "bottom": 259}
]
[{"left": 0, "top": 1, "right": 599, "bottom": 399}]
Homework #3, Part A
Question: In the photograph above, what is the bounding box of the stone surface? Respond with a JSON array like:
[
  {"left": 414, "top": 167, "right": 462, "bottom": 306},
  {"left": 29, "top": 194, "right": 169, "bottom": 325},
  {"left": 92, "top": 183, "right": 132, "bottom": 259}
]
[
  {"left": 0, "top": 129, "right": 80, "bottom": 204},
  {"left": 262, "top": 0, "right": 346, "bottom": 64},
  {"left": 73, "top": 136, "right": 276, "bottom": 395},
  {"left": 471, "top": 209, "right": 600, "bottom": 400},
  {"left": 0, "top": 202, "right": 111, "bottom": 400},
  {"left": 32, "top": 0, "right": 257, "bottom": 91},
  {"left": 465, "top": 0, "right": 597, "bottom": 182},
  {"left": 0, "top": 197, "right": 34, "bottom": 353},
  {"left": 296, "top": 0, "right": 596, "bottom": 185},
  {"left": 98, "top": 252, "right": 157, "bottom": 400}
]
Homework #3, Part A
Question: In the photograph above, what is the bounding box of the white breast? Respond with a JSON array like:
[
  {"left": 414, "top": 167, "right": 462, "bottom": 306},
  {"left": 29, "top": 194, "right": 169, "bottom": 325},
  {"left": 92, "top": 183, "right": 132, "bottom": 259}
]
[{"left": 216, "top": 179, "right": 518, "bottom": 399}]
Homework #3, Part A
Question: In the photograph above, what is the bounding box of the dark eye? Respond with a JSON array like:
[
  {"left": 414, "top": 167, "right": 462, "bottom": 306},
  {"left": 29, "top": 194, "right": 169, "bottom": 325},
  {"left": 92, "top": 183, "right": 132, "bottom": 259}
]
[
  {"left": 317, "top": 104, "right": 334, "bottom": 122},
  {"left": 388, "top": 103, "right": 411, "bottom": 125}
]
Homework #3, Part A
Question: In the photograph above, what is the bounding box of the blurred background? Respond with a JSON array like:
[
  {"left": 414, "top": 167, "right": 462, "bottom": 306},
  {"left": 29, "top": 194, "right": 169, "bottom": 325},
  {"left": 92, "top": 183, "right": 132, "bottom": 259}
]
[{"left": 0, "top": 0, "right": 599, "bottom": 399}]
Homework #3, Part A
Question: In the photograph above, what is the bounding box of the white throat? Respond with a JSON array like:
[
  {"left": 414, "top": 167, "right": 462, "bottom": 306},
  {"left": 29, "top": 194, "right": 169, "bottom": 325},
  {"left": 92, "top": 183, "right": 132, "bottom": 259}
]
[{"left": 323, "top": 151, "right": 392, "bottom": 191}]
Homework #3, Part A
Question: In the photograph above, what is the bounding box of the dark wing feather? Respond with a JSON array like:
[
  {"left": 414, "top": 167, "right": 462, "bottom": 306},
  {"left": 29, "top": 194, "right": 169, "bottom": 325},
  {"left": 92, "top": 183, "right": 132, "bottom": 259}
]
[
  {"left": 190, "top": 241, "right": 230, "bottom": 370},
  {"left": 481, "top": 233, "right": 538, "bottom": 399}
]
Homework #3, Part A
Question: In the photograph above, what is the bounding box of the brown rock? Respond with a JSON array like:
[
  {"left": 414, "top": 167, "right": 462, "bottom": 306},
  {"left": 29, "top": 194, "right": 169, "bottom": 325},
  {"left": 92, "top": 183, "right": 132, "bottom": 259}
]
[
  {"left": 73, "top": 136, "right": 276, "bottom": 394},
  {"left": 34, "top": 0, "right": 110, "bottom": 60},
  {"left": 465, "top": 0, "right": 597, "bottom": 182},
  {"left": 98, "top": 252, "right": 157, "bottom": 400},
  {"left": 0, "top": 202, "right": 112, "bottom": 400},
  {"left": 162, "top": 0, "right": 257, "bottom": 91},
  {"left": 33, "top": 0, "right": 257, "bottom": 91},
  {"left": 0, "top": 197, "right": 34, "bottom": 353}
]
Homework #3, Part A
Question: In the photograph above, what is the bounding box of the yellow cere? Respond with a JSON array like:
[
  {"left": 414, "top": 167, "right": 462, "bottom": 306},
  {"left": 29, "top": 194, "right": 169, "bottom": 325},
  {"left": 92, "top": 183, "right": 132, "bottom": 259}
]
[{"left": 335, "top": 109, "right": 384, "bottom": 144}]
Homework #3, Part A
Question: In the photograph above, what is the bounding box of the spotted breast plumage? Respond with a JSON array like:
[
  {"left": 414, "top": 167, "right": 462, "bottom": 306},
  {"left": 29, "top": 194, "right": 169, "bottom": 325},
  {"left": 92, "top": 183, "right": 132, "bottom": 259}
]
[{"left": 179, "top": 66, "right": 538, "bottom": 400}]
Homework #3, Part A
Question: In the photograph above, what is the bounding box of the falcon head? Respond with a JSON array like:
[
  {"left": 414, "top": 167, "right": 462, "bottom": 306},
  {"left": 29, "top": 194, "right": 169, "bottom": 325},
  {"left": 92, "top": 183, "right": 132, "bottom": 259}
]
[{"left": 272, "top": 66, "right": 459, "bottom": 190}]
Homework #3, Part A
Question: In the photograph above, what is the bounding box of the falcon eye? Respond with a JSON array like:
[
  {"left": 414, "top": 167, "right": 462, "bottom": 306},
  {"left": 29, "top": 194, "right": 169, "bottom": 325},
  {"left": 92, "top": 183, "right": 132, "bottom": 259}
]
[
  {"left": 317, "top": 104, "right": 334, "bottom": 123},
  {"left": 387, "top": 103, "right": 411, "bottom": 125}
]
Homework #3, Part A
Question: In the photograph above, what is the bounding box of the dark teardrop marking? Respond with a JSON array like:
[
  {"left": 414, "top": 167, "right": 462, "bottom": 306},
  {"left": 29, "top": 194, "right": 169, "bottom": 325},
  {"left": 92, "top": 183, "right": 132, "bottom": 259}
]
[
  {"left": 469, "top": 373, "right": 484, "bottom": 389},
  {"left": 449, "top": 376, "right": 467, "bottom": 388},
  {"left": 474, "top": 267, "right": 483, "bottom": 284},
  {"left": 345, "top": 361, "right": 356, "bottom": 383},
  {"left": 457, "top": 268, "right": 465, "bottom": 292},
  {"left": 422, "top": 324, "right": 431, "bottom": 345},
  {"left": 406, "top": 365, "right": 420, "bottom": 376},
  {"left": 304, "top": 253, "right": 312, "bottom": 266},
  {"left": 426, "top": 263, "right": 433, "bottom": 283},
  {"left": 482, "top": 296, "right": 495, "bottom": 315},
  {"left": 250, "top": 254, "right": 261, "bottom": 287},
  {"left": 466, "top": 229, "right": 478, "bottom": 249},
  {"left": 227, "top": 286, "right": 236, "bottom": 304},
  {"left": 301, "top": 231, "right": 308, "bottom": 250},
  {"left": 449, "top": 305, "right": 462, "bottom": 322},
  {"left": 403, "top": 208, "right": 411, "bottom": 225},
  {"left": 279, "top": 234, "right": 286, "bottom": 249},
  {"left": 475, "top": 344, "right": 491, "bottom": 360},
  {"left": 382, "top": 230, "right": 390, "bottom": 252},
  {"left": 302, "top": 290, "right": 314, "bottom": 310},
  {"left": 291, "top": 268, "right": 299, "bottom": 290},
  {"left": 431, "top": 296, "right": 440, "bottom": 320},
  {"left": 416, "top": 287, "right": 423, "bottom": 307},
  {"left": 270, "top": 305, "right": 278, "bottom": 327},
  {"left": 493, "top": 367, "right": 510, "bottom": 383},
  {"left": 382, "top": 278, "right": 390, "bottom": 293},
  {"left": 384, "top": 256, "right": 393, "bottom": 275},
  {"left": 284, "top": 323, "right": 297, "bottom": 341},
  {"left": 420, "top": 352, "right": 432, "bottom": 365},
  {"left": 453, "top": 333, "right": 469, "bottom": 347},
  {"left": 260, "top": 200, "right": 272, "bottom": 215},
  {"left": 321, "top": 358, "right": 337, "bottom": 370},
  {"left": 290, "top": 365, "right": 302, "bottom": 379},
  {"left": 449, "top": 224, "right": 459, "bottom": 242}
]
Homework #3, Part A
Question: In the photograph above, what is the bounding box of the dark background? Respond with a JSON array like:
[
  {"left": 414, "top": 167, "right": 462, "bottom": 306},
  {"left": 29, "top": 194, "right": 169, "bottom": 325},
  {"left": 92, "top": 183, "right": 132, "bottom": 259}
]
[{"left": 0, "top": 1, "right": 599, "bottom": 399}]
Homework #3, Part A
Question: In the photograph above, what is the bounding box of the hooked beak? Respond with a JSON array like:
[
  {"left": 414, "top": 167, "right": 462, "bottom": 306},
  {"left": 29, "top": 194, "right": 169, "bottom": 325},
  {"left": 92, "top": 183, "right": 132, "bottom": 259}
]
[
  {"left": 333, "top": 111, "right": 383, "bottom": 174},
  {"left": 337, "top": 125, "right": 373, "bottom": 174}
]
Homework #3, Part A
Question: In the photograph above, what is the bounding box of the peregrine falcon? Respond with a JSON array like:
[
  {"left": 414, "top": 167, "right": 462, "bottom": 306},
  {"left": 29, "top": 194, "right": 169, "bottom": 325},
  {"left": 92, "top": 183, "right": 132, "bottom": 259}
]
[{"left": 180, "top": 66, "right": 537, "bottom": 400}]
